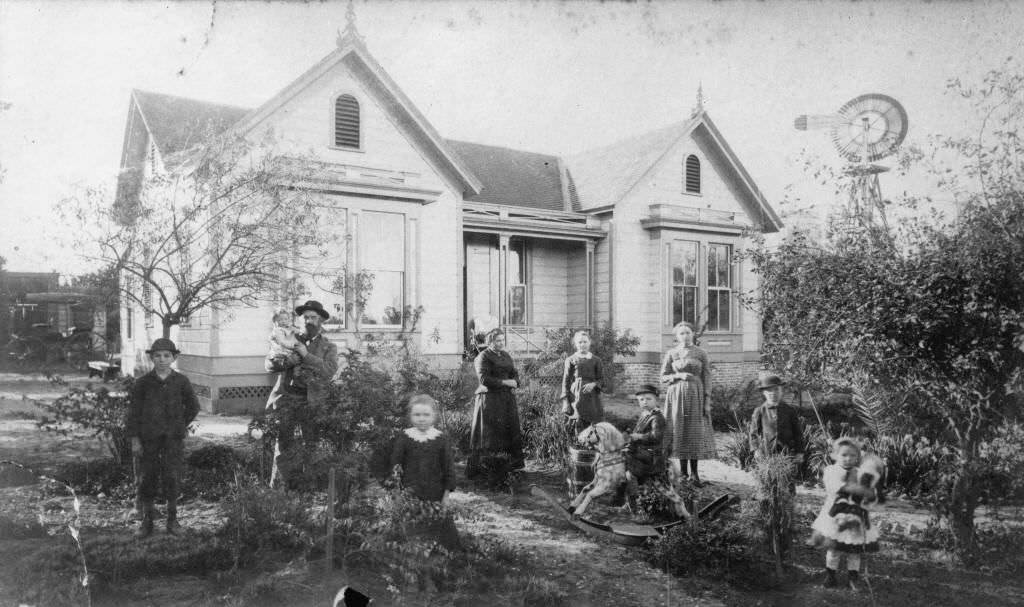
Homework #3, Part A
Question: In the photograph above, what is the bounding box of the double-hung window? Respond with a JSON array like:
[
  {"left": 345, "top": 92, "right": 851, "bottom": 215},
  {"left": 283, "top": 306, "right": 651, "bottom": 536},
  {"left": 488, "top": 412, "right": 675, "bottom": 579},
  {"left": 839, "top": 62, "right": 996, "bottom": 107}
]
[
  {"left": 302, "top": 208, "right": 349, "bottom": 329},
  {"left": 706, "top": 244, "right": 732, "bottom": 332},
  {"left": 668, "top": 239, "right": 734, "bottom": 332},
  {"left": 360, "top": 211, "right": 405, "bottom": 327},
  {"left": 506, "top": 238, "right": 527, "bottom": 326},
  {"left": 670, "top": 240, "right": 699, "bottom": 327}
]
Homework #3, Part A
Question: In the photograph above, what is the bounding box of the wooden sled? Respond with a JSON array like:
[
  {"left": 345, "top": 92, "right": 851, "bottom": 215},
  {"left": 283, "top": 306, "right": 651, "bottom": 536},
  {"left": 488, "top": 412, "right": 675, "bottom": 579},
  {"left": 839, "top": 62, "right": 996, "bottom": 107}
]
[{"left": 531, "top": 485, "right": 738, "bottom": 547}]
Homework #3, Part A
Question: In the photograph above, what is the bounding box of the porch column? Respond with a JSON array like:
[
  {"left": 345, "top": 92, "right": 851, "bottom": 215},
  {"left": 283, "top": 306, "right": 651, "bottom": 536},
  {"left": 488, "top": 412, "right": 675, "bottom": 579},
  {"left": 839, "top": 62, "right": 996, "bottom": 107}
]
[
  {"left": 585, "top": 241, "right": 595, "bottom": 327},
  {"left": 498, "top": 234, "right": 509, "bottom": 328}
]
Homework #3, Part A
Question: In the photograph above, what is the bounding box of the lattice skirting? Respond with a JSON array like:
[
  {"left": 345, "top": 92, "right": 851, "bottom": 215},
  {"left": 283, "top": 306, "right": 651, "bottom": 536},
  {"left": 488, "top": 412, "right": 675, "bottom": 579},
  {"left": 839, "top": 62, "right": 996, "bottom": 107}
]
[
  {"left": 218, "top": 385, "right": 273, "bottom": 400},
  {"left": 192, "top": 384, "right": 212, "bottom": 398}
]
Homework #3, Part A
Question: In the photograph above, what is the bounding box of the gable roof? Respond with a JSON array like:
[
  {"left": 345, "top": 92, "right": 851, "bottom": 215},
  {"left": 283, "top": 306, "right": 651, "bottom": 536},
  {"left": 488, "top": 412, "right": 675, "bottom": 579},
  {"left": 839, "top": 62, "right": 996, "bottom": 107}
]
[
  {"left": 567, "top": 111, "right": 782, "bottom": 232},
  {"left": 130, "top": 90, "right": 250, "bottom": 161},
  {"left": 446, "top": 140, "right": 571, "bottom": 211},
  {"left": 229, "top": 32, "right": 482, "bottom": 197},
  {"left": 123, "top": 89, "right": 574, "bottom": 212}
]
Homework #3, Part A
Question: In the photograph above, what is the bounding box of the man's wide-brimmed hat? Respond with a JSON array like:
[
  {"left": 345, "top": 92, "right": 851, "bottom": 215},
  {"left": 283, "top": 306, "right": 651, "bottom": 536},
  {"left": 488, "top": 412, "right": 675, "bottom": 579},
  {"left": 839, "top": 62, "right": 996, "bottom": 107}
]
[
  {"left": 146, "top": 337, "right": 180, "bottom": 355},
  {"left": 757, "top": 372, "right": 787, "bottom": 391},
  {"left": 294, "top": 300, "right": 330, "bottom": 320},
  {"left": 634, "top": 384, "right": 660, "bottom": 397}
]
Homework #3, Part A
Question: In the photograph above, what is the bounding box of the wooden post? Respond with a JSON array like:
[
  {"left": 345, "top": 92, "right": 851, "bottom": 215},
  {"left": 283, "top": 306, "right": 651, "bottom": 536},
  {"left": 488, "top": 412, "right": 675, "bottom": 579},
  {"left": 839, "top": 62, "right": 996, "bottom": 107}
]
[{"left": 326, "top": 466, "right": 336, "bottom": 572}]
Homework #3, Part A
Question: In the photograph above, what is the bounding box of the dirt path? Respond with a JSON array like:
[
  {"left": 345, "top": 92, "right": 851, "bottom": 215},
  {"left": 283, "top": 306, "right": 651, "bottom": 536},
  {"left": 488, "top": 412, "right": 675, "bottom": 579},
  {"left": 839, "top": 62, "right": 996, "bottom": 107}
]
[{"left": 448, "top": 471, "right": 723, "bottom": 607}]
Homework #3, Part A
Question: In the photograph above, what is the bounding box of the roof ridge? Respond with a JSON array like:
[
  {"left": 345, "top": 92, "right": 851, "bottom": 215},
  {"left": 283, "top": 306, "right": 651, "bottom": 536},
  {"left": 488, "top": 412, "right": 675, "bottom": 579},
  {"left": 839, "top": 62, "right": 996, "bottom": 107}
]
[
  {"left": 569, "top": 118, "right": 695, "bottom": 161},
  {"left": 446, "top": 138, "right": 561, "bottom": 159},
  {"left": 132, "top": 88, "right": 253, "bottom": 113}
]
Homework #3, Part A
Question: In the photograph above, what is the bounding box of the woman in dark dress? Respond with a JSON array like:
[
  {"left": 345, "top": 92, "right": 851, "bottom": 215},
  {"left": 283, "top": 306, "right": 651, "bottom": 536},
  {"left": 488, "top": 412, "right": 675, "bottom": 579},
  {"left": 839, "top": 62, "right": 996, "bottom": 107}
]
[{"left": 467, "top": 329, "right": 524, "bottom": 477}]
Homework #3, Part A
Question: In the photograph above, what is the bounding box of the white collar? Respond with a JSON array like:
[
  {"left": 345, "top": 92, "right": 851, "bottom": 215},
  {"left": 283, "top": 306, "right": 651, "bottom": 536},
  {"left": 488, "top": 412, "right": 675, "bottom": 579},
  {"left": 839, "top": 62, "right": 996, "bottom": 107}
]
[
  {"left": 575, "top": 352, "right": 593, "bottom": 360},
  {"left": 404, "top": 427, "right": 442, "bottom": 442}
]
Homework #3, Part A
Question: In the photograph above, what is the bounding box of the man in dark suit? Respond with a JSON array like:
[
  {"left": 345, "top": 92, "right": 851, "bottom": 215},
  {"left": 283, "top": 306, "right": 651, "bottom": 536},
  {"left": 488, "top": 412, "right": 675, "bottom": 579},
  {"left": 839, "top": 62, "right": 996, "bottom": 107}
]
[{"left": 265, "top": 300, "right": 339, "bottom": 486}]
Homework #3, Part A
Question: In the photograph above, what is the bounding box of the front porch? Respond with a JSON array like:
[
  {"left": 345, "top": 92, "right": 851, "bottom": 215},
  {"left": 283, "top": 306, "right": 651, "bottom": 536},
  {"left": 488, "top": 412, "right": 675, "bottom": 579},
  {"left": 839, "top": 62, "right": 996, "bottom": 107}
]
[{"left": 462, "top": 202, "right": 605, "bottom": 355}]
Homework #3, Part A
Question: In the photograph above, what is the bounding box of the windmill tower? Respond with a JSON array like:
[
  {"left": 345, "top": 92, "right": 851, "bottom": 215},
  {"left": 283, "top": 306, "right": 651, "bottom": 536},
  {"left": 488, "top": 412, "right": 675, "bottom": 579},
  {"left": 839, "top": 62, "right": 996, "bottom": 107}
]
[{"left": 795, "top": 94, "right": 909, "bottom": 244}]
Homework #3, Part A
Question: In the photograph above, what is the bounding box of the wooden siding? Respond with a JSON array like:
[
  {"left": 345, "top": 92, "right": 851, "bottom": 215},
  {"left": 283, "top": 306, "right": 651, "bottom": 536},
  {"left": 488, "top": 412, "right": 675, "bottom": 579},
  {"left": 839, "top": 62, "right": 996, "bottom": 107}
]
[
  {"left": 594, "top": 219, "right": 612, "bottom": 324},
  {"left": 567, "top": 244, "right": 588, "bottom": 326},
  {"left": 612, "top": 135, "right": 761, "bottom": 357},
  {"left": 528, "top": 240, "right": 569, "bottom": 328}
]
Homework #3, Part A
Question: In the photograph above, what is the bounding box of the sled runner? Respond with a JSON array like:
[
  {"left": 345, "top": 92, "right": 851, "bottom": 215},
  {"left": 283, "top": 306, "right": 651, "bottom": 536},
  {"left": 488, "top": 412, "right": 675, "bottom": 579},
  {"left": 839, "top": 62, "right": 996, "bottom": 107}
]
[{"left": 532, "top": 485, "right": 738, "bottom": 547}]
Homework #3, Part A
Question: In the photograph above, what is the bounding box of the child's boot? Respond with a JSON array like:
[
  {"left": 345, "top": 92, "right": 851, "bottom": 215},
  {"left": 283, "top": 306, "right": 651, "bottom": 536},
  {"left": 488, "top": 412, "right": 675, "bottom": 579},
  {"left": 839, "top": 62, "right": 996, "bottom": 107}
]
[
  {"left": 166, "top": 501, "right": 181, "bottom": 535},
  {"left": 822, "top": 568, "right": 839, "bottom": 588},
  {"left": 847, "top": 570, "right": 860, "bottom": 591},
  {"left": 135, "top": 503, "right": 155, "bottom": 538}
]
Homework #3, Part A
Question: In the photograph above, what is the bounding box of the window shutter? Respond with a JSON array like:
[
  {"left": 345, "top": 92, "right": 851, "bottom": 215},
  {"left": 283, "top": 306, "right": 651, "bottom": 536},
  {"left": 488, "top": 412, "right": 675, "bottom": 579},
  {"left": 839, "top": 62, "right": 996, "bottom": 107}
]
[
  {"left": 685, "top": 155, "right": 701, "bottom": 194},
  {"left": 334, "top": 95, "right": 360, "bottom": 148}
]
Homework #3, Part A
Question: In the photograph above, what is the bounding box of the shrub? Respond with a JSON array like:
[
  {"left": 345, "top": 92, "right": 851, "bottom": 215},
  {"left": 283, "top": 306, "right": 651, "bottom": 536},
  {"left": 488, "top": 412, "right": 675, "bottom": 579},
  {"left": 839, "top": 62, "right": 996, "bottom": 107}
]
[
  {"left": 37, "top": 377, "right": 134, "bottom": 464},
  {"left": 534, "top": 323, "right": 641, "bottom": 393},
  {"left": 741, "top": 451, "right": 798, "bottom": 566},
  {"left": 221, "top": 478, "right": 318, "bottom": 568},
  {"left": 721, "top": 423, "right": 756, "bottom": 471},
  {"left": 518, "top": 382, "right": 571, "bottom": 464},
  {"left": 867, "top": 433, "right": 949, "bottom": 497},
  {"left": 710, "top": 380, "right": 762, "bottom": 431},
  {"left": 646, "top": 518, "right": 766, "bottom": 586},
  {"left": 54, "top": 458, "right": 133, "bottom": 500}
]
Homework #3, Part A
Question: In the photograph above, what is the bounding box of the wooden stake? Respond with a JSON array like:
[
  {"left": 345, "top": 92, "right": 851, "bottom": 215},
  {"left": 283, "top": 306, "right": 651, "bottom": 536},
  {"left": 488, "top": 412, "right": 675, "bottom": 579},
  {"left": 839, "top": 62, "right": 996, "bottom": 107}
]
[{"left": 326, "top": 466, "right": 336, "bottom": 572}]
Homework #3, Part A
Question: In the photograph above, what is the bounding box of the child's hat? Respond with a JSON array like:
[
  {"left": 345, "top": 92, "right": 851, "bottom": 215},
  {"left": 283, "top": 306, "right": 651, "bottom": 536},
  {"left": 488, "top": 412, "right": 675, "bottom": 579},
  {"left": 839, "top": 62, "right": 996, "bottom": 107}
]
[
  {"left": 634, "top": 384, "right": 659, "bottom": 397},
  {"left": 756, "top": 372, "right": 786, "bottom": 390},
  {"left": 146, "top": 337, "right": 180, "bottom": 355}
]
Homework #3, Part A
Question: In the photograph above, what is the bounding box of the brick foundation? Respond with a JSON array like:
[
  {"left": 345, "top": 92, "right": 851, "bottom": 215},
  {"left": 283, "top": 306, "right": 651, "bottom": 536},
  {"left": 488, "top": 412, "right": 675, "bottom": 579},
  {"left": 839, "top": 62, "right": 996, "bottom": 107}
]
[{"left": 618, "top": 360, "right": 762, "bottom": 395}]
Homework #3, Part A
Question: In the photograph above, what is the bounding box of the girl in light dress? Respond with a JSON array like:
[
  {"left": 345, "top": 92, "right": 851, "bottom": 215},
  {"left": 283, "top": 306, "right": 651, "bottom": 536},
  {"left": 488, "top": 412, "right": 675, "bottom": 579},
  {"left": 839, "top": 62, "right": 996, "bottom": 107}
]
[
  {"left": 560, "top": 330, "right": 604, "bottom": 436},
  {"left": 810, "top": 437, "right": 881, "bottom": 591}
]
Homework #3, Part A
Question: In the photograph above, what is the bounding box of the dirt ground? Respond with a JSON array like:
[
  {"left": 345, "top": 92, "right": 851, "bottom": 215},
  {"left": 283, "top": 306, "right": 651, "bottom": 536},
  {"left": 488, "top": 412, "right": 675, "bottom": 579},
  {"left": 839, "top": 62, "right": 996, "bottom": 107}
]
[{"left": 2, "top": 378, "right": 1023, "bottom": 606}]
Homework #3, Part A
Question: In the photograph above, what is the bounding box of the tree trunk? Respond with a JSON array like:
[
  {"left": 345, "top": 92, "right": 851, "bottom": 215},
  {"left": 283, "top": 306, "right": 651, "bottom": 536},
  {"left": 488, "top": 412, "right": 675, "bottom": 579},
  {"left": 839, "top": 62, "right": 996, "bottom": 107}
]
[
  {"left": 949, "top": 464, "right": 979, "bottom": 564},
  {"left": 162, "top": 319, "right": 173, "bottom": 339}
]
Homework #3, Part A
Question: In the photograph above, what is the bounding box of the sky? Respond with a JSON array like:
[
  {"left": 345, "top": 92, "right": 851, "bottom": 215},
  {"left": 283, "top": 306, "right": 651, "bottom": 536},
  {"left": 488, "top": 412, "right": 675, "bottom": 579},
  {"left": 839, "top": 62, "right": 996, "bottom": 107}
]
[{"left": 1, "top": 0, "right": 1022, "bottom": 275}]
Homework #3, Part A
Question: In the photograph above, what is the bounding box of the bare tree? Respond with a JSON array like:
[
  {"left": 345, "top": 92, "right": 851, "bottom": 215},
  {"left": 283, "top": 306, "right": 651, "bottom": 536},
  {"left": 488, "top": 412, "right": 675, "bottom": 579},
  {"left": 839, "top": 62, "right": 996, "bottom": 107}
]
[{"left": 64, "top": 130, "right": 325, "bottom": 338}]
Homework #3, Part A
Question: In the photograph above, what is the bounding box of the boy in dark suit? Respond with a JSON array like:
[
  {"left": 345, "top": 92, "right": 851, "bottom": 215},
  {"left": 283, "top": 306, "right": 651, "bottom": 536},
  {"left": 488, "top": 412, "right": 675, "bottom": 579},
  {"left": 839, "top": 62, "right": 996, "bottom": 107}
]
[
  {"left": 749, "top": 373, "right": 805, "bottom": 460},
  {"left": 127, "top": 338, "right": 201, "bottom": 538}
]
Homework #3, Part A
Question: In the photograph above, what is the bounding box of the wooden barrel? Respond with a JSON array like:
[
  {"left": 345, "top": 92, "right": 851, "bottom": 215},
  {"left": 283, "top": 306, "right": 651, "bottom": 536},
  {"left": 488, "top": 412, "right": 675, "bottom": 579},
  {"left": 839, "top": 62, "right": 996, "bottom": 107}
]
[{"left": 566, "top": 447, "right": 598, "bottom": 498}]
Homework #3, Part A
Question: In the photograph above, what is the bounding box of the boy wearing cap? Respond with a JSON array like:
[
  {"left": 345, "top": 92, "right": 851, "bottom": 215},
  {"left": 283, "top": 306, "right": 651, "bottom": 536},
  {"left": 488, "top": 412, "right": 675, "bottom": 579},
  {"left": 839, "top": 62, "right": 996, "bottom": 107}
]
[
  {"left": 127, "top": 338, "right": 201, "bottom": 538},
  {"left": 626, "top": 384, "right": 668, "bottom": 484},
  {"left": 749, "top": 373, "right": 805, "bottom": 459}
]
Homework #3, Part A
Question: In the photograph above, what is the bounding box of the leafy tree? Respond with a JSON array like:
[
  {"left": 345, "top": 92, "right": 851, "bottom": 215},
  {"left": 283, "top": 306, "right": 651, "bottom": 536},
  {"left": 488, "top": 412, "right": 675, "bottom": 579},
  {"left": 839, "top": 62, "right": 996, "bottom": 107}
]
[
  {"left": 62, "top": 130, "right": 325, "bottom": 338},
  {"left": 746, "top": 64, "right": 1024, "bottom": 561}
]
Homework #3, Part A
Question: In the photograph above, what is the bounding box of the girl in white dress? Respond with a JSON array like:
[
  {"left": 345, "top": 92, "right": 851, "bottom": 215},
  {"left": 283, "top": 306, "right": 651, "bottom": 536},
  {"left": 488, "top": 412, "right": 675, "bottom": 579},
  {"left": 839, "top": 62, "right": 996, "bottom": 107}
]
[{"left": 810, "top": 438, "right": 880, "bottom": 590}]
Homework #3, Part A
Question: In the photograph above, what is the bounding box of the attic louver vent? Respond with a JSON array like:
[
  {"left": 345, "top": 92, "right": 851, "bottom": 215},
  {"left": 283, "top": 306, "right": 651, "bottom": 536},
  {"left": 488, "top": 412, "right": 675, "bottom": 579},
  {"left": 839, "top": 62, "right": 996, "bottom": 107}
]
[
  {"left": 334, "top": 94, "right": 360, "bottom": 149},
  {"left": 684, "top": 154, "right": 701, "bottom": 194}
]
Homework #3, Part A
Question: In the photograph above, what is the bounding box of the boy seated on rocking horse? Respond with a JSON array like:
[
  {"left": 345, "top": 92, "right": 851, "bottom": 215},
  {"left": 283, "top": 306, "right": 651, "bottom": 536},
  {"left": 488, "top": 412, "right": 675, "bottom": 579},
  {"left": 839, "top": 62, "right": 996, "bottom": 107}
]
[
  {"left": 569, "top": 385, "right": 690, "bottom": 519},
  {"left": 626, "top": 384, "right": 668, "bottom": 488}
]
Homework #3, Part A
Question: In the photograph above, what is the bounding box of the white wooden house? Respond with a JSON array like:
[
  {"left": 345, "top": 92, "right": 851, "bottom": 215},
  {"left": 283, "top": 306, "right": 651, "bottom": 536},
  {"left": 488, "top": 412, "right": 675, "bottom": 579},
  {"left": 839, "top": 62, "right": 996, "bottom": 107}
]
[{"left": 117, "top": 29, "right": 780, "bottom": 413}]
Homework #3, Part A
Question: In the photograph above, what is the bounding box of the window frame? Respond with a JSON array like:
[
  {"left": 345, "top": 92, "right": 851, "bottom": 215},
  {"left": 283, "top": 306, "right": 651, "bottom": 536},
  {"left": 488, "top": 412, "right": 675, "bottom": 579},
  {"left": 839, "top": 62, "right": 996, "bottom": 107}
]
[
  {"left": 668, "top": 239, "right": 699, "bottom": 328},
  {"left": 505, "top": 238, "right": 529, "bottom": 326},
  {"left": 705, "top": 243, "right": 733, "bottom": 333},
  {"left": 358, "top": 210, "right": 407, "bottom": 329},
  {"left": 665, "top": 236, "right": 736, "bottom": 333},
  {"left": 299, "top": 206, "right": 350, "bottom": 331}
]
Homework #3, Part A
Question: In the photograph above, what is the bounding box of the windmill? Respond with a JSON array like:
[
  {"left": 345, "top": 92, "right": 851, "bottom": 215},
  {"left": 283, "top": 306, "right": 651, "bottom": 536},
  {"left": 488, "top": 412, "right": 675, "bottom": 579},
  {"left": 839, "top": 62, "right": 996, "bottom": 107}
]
[{"left": 795, "top": 93, "right": 909, "bottom": 243}]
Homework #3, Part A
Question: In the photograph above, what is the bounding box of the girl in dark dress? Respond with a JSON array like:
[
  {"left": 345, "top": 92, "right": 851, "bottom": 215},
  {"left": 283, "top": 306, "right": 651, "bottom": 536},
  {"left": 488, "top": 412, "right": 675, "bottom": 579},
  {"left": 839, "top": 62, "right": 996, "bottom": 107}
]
[
  {"left": 390, "top": 395, "right": 456, "bottom": 502},
  {"left": 467, "top": 329, "right": 524, "bottom": 477},
  {"left": 560, "top": 330, "right": 604, "bottom": 435}
]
